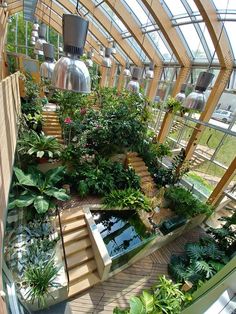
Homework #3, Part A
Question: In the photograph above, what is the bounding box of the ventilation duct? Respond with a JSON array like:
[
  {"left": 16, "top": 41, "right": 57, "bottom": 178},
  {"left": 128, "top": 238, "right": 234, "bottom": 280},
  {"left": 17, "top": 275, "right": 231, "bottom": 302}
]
[
  {"left": 34, "top": 24, "right": 47, "bottom": 55},
  {"left": 127, "top": 67, "right": 141, "bottom": 93}
]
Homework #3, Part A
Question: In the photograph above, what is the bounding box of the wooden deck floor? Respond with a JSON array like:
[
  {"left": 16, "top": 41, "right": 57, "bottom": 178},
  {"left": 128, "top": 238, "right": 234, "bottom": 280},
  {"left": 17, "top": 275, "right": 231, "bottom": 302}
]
[{"left": 68, "top": 227, "right": 206, "bottom": 314}]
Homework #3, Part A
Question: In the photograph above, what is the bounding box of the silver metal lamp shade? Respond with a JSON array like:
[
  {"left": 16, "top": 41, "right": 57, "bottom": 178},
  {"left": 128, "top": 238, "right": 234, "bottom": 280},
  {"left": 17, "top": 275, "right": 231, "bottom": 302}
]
[
  {"left": 123, "top": 62, "right": 131, "bottom": 77},
  {"left": 52, "top": 14, "right": 91, "bottom": 93},
  {"left": 102, "top": 47, "right": 112, "bottom": 68},
  {"left": 31, "top": 36, "right": 36, "bottom": 45},
  {"left": 175, "top": 84, "right": 187, "bottom": 104},
  {"left": 31, "top": 30, "right": 38, "bottom": 38},
  {"left": 111, "top": 42, "right": 116, "bottom": 55},
  {"left": 40, "top": 43, "right": 55, "bottom": 80},
  {"left": 34, "top": 24, "right": 47, "bottom": 55},
  {"left": 183, "top": 72, "right": 214, "bottom": 112},
  {"left": 32, "top": 23, "right": 39, "bottom": 31},
  {"left": 145, "top": 63, "right": 154, "bottom": 79},
  {"left": 99, "top": 45, "right": 104, "bottom": 57},
  {"left": 127, "top": 67, "right": 141, "bottom": 93}
]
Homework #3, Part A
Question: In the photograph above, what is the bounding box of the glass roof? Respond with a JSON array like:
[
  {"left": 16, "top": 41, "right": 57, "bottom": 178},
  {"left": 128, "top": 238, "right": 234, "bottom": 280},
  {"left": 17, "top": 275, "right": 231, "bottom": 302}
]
[{"left": 23, "top": 0, "right": 236, "bottom": 64}]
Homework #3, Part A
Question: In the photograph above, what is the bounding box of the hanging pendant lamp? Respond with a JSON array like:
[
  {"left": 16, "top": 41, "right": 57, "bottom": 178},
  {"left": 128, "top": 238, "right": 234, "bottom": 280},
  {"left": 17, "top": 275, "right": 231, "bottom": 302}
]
[
  {"left": 52, "top": 14, "right": 91, "bottom": 93},
  {"left": 127, "top": 67, "right": 141, "bottom": 93},
  {"left": 0, "top": 1, "right": 7, "bottom": 8},
  {"left": 183, "top": 72, "right": 214, "bottom": 112},
  {"left": 40, "top": 43, "right": 55, "bottom": 80},
  {"left": 111, "top": 42, "right": 116, "bottom": 55},
  {"left": 146, "top": 62, "right": 154, "bottom": 79},
  {"left": 85, "top": 51, "right": 93, "bottom": 68},
  {"left": 175, "top": 84, "right": 187, "bottom": 104},
  {"left": 123, "top": 61, "right": 131, "bottom": 77},
  {"left": 102, "top": 47, "right": 112, "bottom": 68},
  {"left": 34, "top": 24, "right": 47, "bottom": 55},
  {"left": 99, "top": 45, "right": 104, "bottom": 57}
]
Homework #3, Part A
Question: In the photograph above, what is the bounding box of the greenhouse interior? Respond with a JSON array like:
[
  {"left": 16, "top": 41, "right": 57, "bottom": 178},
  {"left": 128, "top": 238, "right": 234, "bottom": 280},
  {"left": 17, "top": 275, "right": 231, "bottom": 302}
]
[{"left": 0, "top": 0, "right": 236, "bottom": 313}]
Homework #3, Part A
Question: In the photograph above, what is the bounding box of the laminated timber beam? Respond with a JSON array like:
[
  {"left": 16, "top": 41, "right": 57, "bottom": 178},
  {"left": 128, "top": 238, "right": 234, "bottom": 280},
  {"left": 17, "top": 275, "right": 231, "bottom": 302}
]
[
  {"left": 7, "top": 1, "right": 23, "bottom": 15},
  {"left": 146, "top": 66, "right": 162, "bottom": 101},
  {"left": 37, "top": 1, "right": 124, "bottom": 65},
  {"left": 104, "top": 0, "right": 162, "bottom": 67},
  {"left": 207, "top": 157, "right": 236, "bottom": 206},
  {"left": 142, "top": 0, "right": 191, "bottom": 68},
  {"left": 181, "top": 0, "right": 234, "bottom": 161},
  {"left": 54, "top": 0, "right": 140, "bottom": 66},
  {"left": 108, "top": 63, "right": 117, "bottom": 87}
]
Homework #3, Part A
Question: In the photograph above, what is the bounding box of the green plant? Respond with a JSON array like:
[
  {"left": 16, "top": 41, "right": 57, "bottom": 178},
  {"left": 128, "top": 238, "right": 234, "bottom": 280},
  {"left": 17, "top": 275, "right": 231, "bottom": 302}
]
[
  {"left": 207, "top": 212, "right": 236, "bottom": 256},
  {"left": 165, "top": 97, "right": 182, "bottom": 113},
  {"left": 25, "top": 259, "right": 60, "bottom": 308},
  {"left": 103, "top": 188, "right": 151, "bottom": 212},
  {"left": 164, "top": 186, "right": 213, "bottom": 218},
  {"left": 18, "top": 130, "right": 61, "bottom": 159},
  {"left": 113, "top": 275, "right": 189, "bottom": 314},
  {"left": 9, "top": 167, "right": 70, "bottom": 214},
  {"left": 168, "top": 238, "right": 227, "bottom": 290}
]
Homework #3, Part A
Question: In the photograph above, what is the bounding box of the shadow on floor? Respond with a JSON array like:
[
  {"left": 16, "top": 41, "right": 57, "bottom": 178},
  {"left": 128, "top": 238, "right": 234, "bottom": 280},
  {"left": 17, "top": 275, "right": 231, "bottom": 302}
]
[{"left": 34, "top": 301, "right": 72, "bottom": 314}]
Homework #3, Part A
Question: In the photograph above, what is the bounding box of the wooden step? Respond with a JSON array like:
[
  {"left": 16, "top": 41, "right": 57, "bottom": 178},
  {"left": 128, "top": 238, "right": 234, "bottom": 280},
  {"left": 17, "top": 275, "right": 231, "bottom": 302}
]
[
  {"left": 61, "top": 218, "right": 87, "bottom": 234},
  {"left": 136, "top": 170, "right": 151, "bottom": 178},
  {"left": 132, "top": 165, "right": 148, "bottom": 172},
  {"left": 126, "top": 152, "right": 138, "bottom": 158},
  {"left": 68, "top": 271, "right": 100, "bottom": 297},
  {"left": 129, "top": 161, "right": 146, "bottom": 168},
  {"left": 141, "top": 176, "right": 155, "bottom": 184},
  {"left": 43, "top": 130, "right": 62, "bottom": 136},
  {"left": 127, "top": 156, "right": 143, "bottom": 163},
  {"left": 43, "top": 125, "right": 62, "bottom": 131},
  {"left": 69, "top": 260, "right": 97, "bottom": 282},
  {"left": 67, "top": 247, "right": 94, "bottom": 270},
  {"left": 63, "top": 227, "right": 89, "bottom": 244},
  {"left": 61, "top": 208, "right": 85, "bottom": 223},
  {"left": 65, "top": 237, "right": 91, "bottom": 256}
]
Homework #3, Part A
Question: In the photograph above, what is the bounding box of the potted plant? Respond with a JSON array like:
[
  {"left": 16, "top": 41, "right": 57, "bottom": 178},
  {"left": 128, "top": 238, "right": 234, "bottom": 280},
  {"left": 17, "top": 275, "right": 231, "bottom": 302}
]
[{"left": 18, "top": 130, "right": 61, "bottom": 163}]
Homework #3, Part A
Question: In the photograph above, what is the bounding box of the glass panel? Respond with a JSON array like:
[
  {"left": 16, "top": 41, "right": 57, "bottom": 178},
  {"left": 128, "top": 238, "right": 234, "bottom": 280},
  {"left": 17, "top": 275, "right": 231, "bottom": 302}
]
[
  {"left": 224, "top": 22, "right": 236, "bottom": 60},
  {"left": 100, "top": 2, "right": 128, "bottom": 33},
  {"left": 148, "top": 31, "right": 174, "bottom": 61},
  {"left": 122, "top": 0, "right": 151, "bottom": 25},
  {"left": 164, "top": 0, "right": 188, "bottom": 16},
  {"left": 214, "top": 135, "right": 236, "bottom": 168},
  {"left": 185, "top": 0, "right": 199, "bottom": 13},
  {"left": 179, "top": 24, "right": 207, "bottom": 60},
  {"left": 212, "top": 0, "right": 236, "bottom": 10},
  {"left": 199, "top": 23, "right": 218, "bottom": 62}
]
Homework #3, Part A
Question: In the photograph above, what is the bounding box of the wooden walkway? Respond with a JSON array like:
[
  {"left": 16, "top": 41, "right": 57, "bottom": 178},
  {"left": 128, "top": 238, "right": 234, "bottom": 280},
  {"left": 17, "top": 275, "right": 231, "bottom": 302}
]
[{"left": 68, "top": 227, "right": 205, "bottom": 314}]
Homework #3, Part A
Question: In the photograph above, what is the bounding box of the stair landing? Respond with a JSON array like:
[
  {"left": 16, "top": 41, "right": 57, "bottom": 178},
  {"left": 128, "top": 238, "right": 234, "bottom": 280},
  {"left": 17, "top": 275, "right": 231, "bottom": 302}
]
[{"left": 58, "top": 207, "right": 100, "bottom": 297}]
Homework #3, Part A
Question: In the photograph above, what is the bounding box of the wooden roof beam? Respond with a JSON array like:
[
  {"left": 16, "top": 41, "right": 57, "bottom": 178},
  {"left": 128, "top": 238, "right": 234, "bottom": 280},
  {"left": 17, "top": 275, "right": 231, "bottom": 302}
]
[
  {"left": 142, "top": 0, "right": 191, "bottom": 68},
  {"left": 195, "top": 0, "right": 234, "bottom": 69},
  {"left": 104, "top": 0, "right": 162, "bottom": 67}
]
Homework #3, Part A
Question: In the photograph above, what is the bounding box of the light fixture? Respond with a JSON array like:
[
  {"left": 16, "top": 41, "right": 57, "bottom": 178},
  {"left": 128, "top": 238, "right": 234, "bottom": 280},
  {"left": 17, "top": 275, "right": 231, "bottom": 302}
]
[
  {"left": 0, "top": 1, "right": 7, "bottom": 8},
  {"left": 145, "top": 62, "right": 154, "bottom": 79},
  {"left": 90, "top": 48, "right": 94, "bottom": 58},
  {"left": 127, "top": 67, "right": 141, "bottom": 93},
  {"left": 123, "top": 61, "right": 131, "bottom": 77},
  {"left": 99, "top": 45, "right": 104, "bottom": 57},
  {"left": 102, "top": 47, "right": 112, "bottom": 68},
  {"left": 183, "top": 72, "right": 214, "bottom": 112},
  {"left": 34, "top": 24, "right": 47, "bottom": 56},
  {"left": 30, "top": 36, "right": 36, "bottom": 45},
  {"left": 111, "top": 42, "right": 116, "bottom": 55},
  {"left": 175, "top": 84, "right": 187, "bottom": 104},
  {"left": 85, "top": 51, "right": 93, "bottom": 68},
  {"left": 52, "top": 14, "right": 91, "bottom": 93},
  {"left": 40, "top": 43, "right": 55, "bottom": 80}
]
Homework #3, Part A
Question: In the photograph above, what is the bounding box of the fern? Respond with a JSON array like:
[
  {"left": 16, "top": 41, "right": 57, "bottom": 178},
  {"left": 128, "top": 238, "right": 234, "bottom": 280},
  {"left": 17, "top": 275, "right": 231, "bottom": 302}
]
[
  {"left": 193, "top": 260, "right": 214, "bottom": 279},
  {"left": 168, "top": 255, "right": 188, "bottom": 282},
  {"left": 185, "top": 243, "right": 205, "bottom": 260}
]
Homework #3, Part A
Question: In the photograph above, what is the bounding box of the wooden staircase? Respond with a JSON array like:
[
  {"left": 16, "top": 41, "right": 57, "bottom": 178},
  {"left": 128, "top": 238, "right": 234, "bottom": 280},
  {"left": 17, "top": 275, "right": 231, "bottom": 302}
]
[
  {"left": 42, "top": 111, "right": 63, "bottom": 144},
  {"left": 58, "top": 207, "right": 100, "bottom": 297},
  {"left": 190, "top": 153, "right": 207, "bottom": 170},
  {"left": 126, "top": 152, "right": 157, "bottom": 198}
]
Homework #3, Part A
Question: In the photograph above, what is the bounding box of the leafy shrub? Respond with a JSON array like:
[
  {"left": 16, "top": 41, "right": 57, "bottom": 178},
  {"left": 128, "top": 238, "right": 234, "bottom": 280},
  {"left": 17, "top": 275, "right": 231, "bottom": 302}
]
[
  {"left": 168, "top": 238, "right": 227, "bottom": 290},
  {"left": 103, "top": 188, "right": 151, "bottom": 212},
  {"left": 9, "top": 166, "right": 70, "bottom": 214},
  {"left": 113, "top": 275, "right": 189, "bottom": 314},
  {"left": 18, "top": 130, "right": 61, "bottom": 159},
  {"left": 25, "top": 259, "right": 60, "bottom": 308},
  {"left": 164, "top": 186, "right": 213, "bottom": 218}
]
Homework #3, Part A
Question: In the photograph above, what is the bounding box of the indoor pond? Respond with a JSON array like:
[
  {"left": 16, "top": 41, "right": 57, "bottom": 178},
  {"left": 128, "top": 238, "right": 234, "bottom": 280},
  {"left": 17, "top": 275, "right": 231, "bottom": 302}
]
[{"left": 92, "top": 210, "right": 155, "bottom": 271}]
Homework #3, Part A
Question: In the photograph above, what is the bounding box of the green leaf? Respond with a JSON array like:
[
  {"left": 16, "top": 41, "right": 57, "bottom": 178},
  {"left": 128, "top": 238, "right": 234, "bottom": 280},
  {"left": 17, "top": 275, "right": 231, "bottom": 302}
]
[
  {"left": 28, "top": 147, "right": 36, "bottom": 155},
  {"left": 15, "top": 194, "right": 36, "bottom": 208},
  {"left": 140, "top": 291, "right": 154, "bottom": 313},
  {"left": 45, "top": 166, "right": 65, "bottom": 186},
  {"left": 34, "top": 196, "right": 50, "bottom": 214},
  {"left": 36, "top": 151, "right": 45, "bottom": 158},
  {"left": 44, "top": 188, "right": 70, "bottom": 201},
  {"left": 129, "top": 297, "right": 145, "bottom": 314},
  {"left": 14, "top": 167, "right": 37, "bottom": 187}
]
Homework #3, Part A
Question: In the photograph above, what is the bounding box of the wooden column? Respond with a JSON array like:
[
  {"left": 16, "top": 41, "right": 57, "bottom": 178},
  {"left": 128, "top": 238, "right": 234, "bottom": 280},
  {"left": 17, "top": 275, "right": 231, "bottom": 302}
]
[
  {"left": 108, "top": 63, "right": 117, "bottom": 87},
  {"left": 208, "top": 157, "right": 236, "bottom": 206},
  {"left": 100, "top": 66, "right": 107, "bottom": 87},
  {"left": 184, "top": 68, "right": 232, "bottom": 160},
  {"left": 146, "top": 66, "right": 162, "bottom": 101},
  {"left": 157, "top": 66, "right": 190, "bottom": 143},
  {"left": 117, "top": 66, "right": 125, "bottom": 91}
]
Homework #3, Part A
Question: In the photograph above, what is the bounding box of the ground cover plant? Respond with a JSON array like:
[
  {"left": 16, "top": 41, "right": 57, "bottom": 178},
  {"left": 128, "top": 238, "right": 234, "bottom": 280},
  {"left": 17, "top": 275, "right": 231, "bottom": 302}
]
[{"left": 113, "top": 275, "right": 190, "bottom": 314}]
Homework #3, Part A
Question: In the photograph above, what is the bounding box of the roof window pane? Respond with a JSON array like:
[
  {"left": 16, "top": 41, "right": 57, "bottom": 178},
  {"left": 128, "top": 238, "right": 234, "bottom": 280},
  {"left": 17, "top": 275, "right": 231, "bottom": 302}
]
[
  {"left": 122, "top": 0, "right": 151, "bottom": 25},
  {"left": 164, "top": 0, "right": 188, "bottom": 16},
  {"left": 212, "top": 0, "right": 236, "bottom": 10}
]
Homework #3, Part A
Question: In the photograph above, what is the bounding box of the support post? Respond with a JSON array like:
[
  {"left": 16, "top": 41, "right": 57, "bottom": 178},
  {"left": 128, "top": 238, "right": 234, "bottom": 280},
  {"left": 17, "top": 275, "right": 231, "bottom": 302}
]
[
  {"left": 108, "top": 63, "right": 116, "bottom": 87},
  {"left": 100, "top": 66, "right": 107, "bottom": 87},
  {"left": 207, "top": 157, "right": 236, "bottom": 206},
  {"left": 146, "top": 66, "right": 162, "bottom": 101}
]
